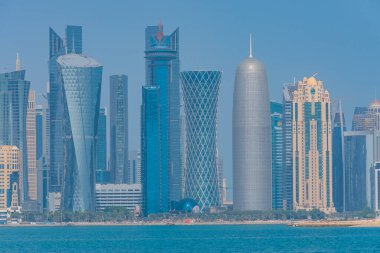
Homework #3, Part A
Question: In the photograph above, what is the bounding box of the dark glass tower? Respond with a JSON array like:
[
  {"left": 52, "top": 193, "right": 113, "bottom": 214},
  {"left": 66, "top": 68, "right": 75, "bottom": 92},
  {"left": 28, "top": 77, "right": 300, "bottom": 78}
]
[
  {"left": 0, "top": 70, "right": 30, "bottom": 202},
  {"left": 49, "top": 25, "right": 82, "bottom": 194},
  {"left": 109, "top": 75, "right": 128, "bottom": 184},
  {"left": 96, "top": 108, "right": 108, "bottom": 183},
  {"left": 143, "top": 22, "right": 181, "bottom": 209},
  {"left": 332, "top": 110, "right": 346, "bottom": 212}
]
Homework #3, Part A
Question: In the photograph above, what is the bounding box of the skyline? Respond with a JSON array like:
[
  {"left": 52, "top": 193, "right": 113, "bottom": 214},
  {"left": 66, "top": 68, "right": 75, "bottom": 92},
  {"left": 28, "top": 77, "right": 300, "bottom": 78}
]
[{"left": 1, "top": 0, "right": 380, "bottom": 197}]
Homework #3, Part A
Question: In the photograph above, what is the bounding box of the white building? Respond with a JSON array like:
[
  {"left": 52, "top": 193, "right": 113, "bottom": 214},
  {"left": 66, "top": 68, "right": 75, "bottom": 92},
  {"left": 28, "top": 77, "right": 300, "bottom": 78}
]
[{"left": 96, "top": 184, "right": 141, "bottom": 211}]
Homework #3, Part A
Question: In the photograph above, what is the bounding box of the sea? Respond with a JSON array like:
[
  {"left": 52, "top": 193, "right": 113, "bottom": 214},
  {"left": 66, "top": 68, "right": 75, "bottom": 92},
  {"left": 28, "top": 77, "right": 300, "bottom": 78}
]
[{"left": 1, "top": 224, "right": 380, "bottom": 252}]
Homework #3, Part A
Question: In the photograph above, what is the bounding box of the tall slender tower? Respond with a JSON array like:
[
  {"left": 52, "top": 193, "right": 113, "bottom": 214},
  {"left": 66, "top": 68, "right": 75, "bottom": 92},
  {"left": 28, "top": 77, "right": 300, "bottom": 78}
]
[
  {"left": 26, "top": 90, "right": 37, "bottom": 201},
  {"left": 233, "top": 35, "right": 272, "bottom": 211},
  {"left": 292, "top": 75, "right": 335, "bottom": 213}
]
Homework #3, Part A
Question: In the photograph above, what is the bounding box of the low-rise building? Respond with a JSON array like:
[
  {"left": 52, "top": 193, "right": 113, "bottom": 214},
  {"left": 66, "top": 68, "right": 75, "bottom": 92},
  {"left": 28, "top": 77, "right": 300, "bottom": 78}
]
[{"left": 96, "top": 184, "right": 141, "bottom": 211}]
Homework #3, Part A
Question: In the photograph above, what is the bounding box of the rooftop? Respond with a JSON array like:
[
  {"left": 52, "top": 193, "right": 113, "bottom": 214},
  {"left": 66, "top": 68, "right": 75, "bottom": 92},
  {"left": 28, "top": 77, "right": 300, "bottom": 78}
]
[{"left": 57, "top": 53, "right": 101, "bottom": 68}]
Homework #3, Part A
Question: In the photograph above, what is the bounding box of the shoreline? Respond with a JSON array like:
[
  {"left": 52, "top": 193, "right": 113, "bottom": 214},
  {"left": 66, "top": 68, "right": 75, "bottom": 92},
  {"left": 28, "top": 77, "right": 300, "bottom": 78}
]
[{"left": 2, "top": 219, "right": 380, "bottom": 228}]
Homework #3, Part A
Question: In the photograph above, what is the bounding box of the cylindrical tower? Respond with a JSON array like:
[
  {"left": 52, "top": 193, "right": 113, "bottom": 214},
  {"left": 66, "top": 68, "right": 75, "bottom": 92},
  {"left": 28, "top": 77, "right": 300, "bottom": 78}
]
[
  {"left": 233, "top": 36, "right": 271, "bottom": 211},
  {"left": 180, "top": 71, "right": 222, "bottom": 211}
]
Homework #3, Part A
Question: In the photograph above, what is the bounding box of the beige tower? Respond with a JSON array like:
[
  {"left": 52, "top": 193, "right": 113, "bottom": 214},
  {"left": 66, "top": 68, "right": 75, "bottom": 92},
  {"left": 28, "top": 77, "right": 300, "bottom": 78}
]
[
  {"left": 292, "top": 75, "right": 335, "bottom": 213},
  {"left": 26, "top": 90, "right": 37, "bottom": 201},
  {"left": 0, "top": 146, "right": 21, "bottom": 210}
]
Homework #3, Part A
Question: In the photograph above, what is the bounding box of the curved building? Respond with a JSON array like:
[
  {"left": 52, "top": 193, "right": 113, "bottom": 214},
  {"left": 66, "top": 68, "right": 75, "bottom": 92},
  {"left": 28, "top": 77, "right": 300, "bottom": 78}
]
[
  {"left": 233, "top": 36, "right": 271, "bottom": 211},
  {"left": 57, "top": 54, "right": 102, "bottom": 211},
  {"left": 180, "top": 71, "right": 222, "bottom": 211}
]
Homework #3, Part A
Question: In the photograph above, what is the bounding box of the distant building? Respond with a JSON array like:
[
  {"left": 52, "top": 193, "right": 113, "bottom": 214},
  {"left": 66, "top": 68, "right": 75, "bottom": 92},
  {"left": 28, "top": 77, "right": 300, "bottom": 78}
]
[
  {"left": 271, "top": 101, "right": 283, "bottom": 210},
  {"left": 57, "top": 54, "right": 102, "bottom": 211},
  {"left": 282, "top": 83, "right": 297, "bottom": 210},
  {"left": 128, "top": 150, "right": 141, "bottom": 184},
  {"left": 110, "top": 75, "right": 128, "bottom": 184},
  {"left": 374, "top": 163, "right": 380, "bottom": 212},
  {"left": 0, "top": 67, "right": 30, "bottom": 202},
  {"left": 233, "top": 36, "right": 271, "bottom": 211},
  {"left": 352, "top": 100, "right": 380, "bottom": 132},
  {"left": 96, "top": 184, "right": 142, "bottom": 211},
  {"left": 332, "top": 110, "right": 346, "bottom": 212},
  {"left": 48, "top": 192, "right": 61, "bottom": 212},
  {"left": 0, "top": 146, "right": 21, "bottom": 211},
  {"left": 292, "top": 76, "right": 334, "bottom": 213},
  {"left": 180, "top": 71, "right": 222, "bottom": 211},
  {"left": 26, "top": 90, "right": 37, "bottom": 201},
  {"left": 96, "top": 108, "right": 108, "bottom": 183}
]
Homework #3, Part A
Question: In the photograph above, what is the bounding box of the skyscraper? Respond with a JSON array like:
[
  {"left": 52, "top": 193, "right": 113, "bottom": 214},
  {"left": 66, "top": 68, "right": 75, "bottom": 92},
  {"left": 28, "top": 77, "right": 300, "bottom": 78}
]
[
  {"left": 271, "top": 101, "right": 283, "bottom": 210},
  {"left": 57, "top": 53, "right": 102, "bottom": 211},
  {"left": 233, "top": 36, "right": 272, "bottom": 211},
  {"left": 332, "top": 105, "right": 346, "bottom": 212},
  {"left": 109, "top": 75, "right": 128, "bottom": 183},
  {"left": 26, "top": 90, "right": 37, "bottom": 201},
  {"left": 0, "top": 146, "right": 21, "bottom": 211},
  {"left": 0, "top": 67, "right": 30, "bottom": 203},
  {"left": 141, "top": 86, "right": 164, "bottom": 215},
  {"left": 180, "top": 71, "right": 222, "bottom": 211},
  {"left": 282, "top": 83, "right": 297, "bottom": 210},
  {"left": 292, "top": 75, "right": 335, "bottom": 213},
  {"left": 96, "top": 108, "right": 108, "bottom": 183},
  {"left": 144, "top": 22, "right": 181, "bottom": 203},
  {"left": 36, "top": 105, "right": 44, "bottom": 161},
  {"left": 49, "top": 25, "right": 82, "bottom": 194},
  {"left": 128, "top": 150, "right": 141, "bottom": 184}
]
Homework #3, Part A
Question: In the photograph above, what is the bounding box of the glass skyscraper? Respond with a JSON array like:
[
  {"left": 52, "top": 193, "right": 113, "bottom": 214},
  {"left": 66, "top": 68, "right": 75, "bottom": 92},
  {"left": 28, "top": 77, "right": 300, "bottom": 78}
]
[
  {"left": 144, "top": 22, "right": 181, "bottom": 204},
  {"left": 0, "top": 69, "right": 30, "bottom": 203},
  {"left": 180, "top": 71, "right": 222, "bottom": 211},
  {"left": 271, "top": 101, "right": 283, "bottom": 210},
  {"left": 49, "top": 25, "right": 82, "bottom": 194},
  {"left": 96, "top": 108, "right": 108, "bottom": 184},
  {"left": 109, "top": 75, "right": 128, "bottom": 184},
  {"left": 57, "top": 54, "right": 102, "bottom": 211}
]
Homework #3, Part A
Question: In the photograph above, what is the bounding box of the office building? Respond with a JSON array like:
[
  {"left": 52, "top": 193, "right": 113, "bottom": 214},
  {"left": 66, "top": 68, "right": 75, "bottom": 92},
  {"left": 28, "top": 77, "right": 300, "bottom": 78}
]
[
  {"left": 271, "top": 101, "right": 283, "bottom": 210},
  {"left": 95, "top": 184, "right": 142, "bottom": 211},
  {"left": 292, "top": 75, "right": 335, "bottom": 213},
  {"left": 49, "top": 25, "right": 82, "bottom": 194},
  {"left": 0, "top": 146, "right": 21, "bottom": 211},
  {"left": 144, "top": 22, "right": 181, "bottom": 204},
  {"left": 110, "top": 75, "right": 128, "bottom": 183},
  {"left": 57, "top": 53, "right": 102, "bottom": 211},
  {"left": 332, "top": 107, "right": 346, "bottom": 212},
  {"left": 233, "top": 35, "right": 271, "bottom": 211},
  {"left": 180, "top": 71, "right": 222, "bottom": 211},
  {"left": 96, "top": 108, "right": 109, "bottom": 183},
  {"left": 0, "top": 66, "right": 30, "bottom": 202},
  {"left": 26, "top": 90, "right": 37, "bottom": 201}
]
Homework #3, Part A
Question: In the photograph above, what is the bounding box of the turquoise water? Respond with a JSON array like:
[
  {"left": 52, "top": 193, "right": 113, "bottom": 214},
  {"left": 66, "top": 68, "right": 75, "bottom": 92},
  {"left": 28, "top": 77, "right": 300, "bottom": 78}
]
[{"left": 1, "top": 225, "right": 380, "bottom": 252}]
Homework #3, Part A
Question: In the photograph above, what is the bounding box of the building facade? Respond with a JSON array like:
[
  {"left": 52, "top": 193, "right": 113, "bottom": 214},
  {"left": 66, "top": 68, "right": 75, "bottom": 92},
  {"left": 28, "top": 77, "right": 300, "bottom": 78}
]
[
  {"left": 144, "top": 22, "right": 181, "bottom": 204},
  {"left": 110, "top": 75, "right": 128, "bottom": 184},
  {"left": 233, "top": 37, "right": 272, "bottom": 211},
  {"left": 180, "top": 71, "right": 222, "bottom": 211},
  {"left": 95, "top": 184, "right": 142, "bottom": 211},
  {"left": 96, "top": 108, "right": 109, "bottom": 183},
  {"left": 26, "top": 90, "right": 37, "bottom": 201},
  {"left": 292, "top": 76, "right": 334, "bottom": 213},
  {"left": 57, "top": 54, "right": 102, "bottom": 211},
  {"left": 0, "top": 69, "right": 30, "bottom": 202},
  {"left": 128, "top": 150, "right": 141, "bottom": 184},
  {"left": 0, "top": 146, "right": 21, "bottom": 211},
  {"left": 271, "top": 101, "right": 283, "bottom": 210}
]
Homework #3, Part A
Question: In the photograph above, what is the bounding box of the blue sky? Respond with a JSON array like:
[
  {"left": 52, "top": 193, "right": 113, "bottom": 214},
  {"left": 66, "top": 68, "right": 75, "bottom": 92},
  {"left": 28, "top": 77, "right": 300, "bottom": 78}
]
[{"left": 0, "top": 0, "right": 379, "bottom": 197}]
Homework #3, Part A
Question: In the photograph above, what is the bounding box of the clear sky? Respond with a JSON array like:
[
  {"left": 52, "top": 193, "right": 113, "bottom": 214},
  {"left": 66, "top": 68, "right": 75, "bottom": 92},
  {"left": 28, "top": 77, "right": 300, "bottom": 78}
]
[{"left": 0, "top": 0, "right": 379, "bottom": 198}]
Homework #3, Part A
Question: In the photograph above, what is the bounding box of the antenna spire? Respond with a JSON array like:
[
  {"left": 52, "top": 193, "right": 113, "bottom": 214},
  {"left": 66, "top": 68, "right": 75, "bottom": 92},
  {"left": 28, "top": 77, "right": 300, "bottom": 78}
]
[
  {"left": 16, "top": 53, "right": 21, "bottom": 71},
  {"left": 249, "top": 33, "right": 253, "bottom": 58}
]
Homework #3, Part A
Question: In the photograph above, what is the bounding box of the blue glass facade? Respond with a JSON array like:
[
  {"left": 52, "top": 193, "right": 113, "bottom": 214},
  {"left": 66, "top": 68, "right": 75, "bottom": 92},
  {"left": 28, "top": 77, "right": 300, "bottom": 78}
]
[
  {"left": 180, "top": 71, "right": 222, "bottom": 211},
  {"left": 96, "top": 108, "right": 108, "bottom": 183},
  {"left": 109, "top": 75, "right": 128, "bottom": 184},
  {"left": 141, "top": 86, "right": 166, "bottom": 215},
  {"left": 0, "top": 70, "right": 31, "bottom": 202},
  {"left": 57, "top": 54, "right": 102, "bottom": 211},
  {"left": 36, "top": 107, "right": 43, "bottom": 160},
  {"left": 144, "top": 23, "right": 181, "bottom": 204},
  {"left": 271, "top": 101, "right": 283, "bottom": 210}
]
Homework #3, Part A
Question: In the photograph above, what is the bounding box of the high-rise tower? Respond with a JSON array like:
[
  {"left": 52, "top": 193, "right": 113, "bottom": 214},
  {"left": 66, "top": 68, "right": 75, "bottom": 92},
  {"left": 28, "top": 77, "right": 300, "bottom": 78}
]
[
  {"left": 26, "top": 90, "right": 37, "bottom": 201},
  {"left": 271, "top": 101, "right": 283, "bottom": 210},
  {"left": 180, "top": 71, "right": 222, "bottom": 211},
  {"left": 292, "top": 75, "right": 335, "bottom": 213},
  {"left": 233, "top": 35, "right": 272, "bottom": 211}
]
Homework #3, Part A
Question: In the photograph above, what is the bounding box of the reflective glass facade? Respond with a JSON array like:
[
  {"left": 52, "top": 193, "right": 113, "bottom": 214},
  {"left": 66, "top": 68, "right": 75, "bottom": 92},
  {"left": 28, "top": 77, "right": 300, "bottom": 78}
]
[
  {"left": 96, "top": 108, "right": 107, "bottom": 183},
  {"left": 271, "top": 101, "right": 283, "bottom": 210},
  {"left": 180, "top": 71, "right": 222, "bottom": 211},
  {"left": 57, "top": 54, "right": 102, "bottom": 211},
  {"left": 0, "top": 70, "right": 30, "bottom": 202},
  {"left": 109, "top": 75, "right": 128, "bottom": 183},
  {"left": 144, "top": 24, "right": 181, "bottom": 203}
]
